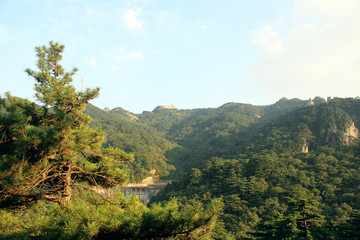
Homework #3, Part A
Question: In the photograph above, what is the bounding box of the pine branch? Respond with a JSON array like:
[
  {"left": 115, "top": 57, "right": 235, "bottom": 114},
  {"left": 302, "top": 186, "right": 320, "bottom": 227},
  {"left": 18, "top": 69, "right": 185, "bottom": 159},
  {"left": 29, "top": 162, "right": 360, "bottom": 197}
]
[
  {"left": 98, "top": 200, "right": 221, "bottom": 239},
  {"left": 73, "top": 165, "right": 117, "bottom": 186},
  {"left": 72, "top": 183, "right": 121, "bottom": 206}
]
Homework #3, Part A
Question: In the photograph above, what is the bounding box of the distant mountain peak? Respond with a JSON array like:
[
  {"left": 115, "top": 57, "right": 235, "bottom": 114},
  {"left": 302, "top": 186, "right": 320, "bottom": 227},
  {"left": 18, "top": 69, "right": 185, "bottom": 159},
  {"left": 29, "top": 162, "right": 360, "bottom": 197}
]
[{"left": 153, "top": 104, "right": 176, "bottom": 113}]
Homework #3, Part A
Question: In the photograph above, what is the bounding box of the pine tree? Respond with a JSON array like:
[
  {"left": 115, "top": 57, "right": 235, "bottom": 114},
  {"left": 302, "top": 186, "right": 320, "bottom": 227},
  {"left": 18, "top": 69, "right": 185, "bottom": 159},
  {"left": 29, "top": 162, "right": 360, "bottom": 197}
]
[
  {"left": 253, "top": 199, "right": 329, "bottom": 240},
  {"left": 337, "top": 210, "right": 360, "bottom": 239},
  {"left": 0, "top": 42, "right": 221, "bottom": 239},
  {"left": 0, "top": 41, "right": 133, "bottom": 205}
]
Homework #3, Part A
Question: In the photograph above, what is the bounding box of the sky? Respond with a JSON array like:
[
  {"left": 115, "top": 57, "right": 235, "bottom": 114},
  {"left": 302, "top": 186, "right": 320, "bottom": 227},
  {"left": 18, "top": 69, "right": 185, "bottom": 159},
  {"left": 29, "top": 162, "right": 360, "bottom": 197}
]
[{"left": 1, "top": 0, "right": 359, "bottom": 113}]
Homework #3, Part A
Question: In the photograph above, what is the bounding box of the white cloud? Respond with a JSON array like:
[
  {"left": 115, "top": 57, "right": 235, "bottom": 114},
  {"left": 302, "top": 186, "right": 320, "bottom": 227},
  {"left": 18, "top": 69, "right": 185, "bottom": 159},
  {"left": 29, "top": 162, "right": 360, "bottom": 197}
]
[
  {"left": 250, "top": 25, "right": 280, "bottom": 45},
  {"left": 293, "top": 0, "right": 360, "bottom": 19},
  {"left": 250, "top": 25, "right": 283, "bottom": 54},
  {"left": 123, "top": 9, "right": 143, "bottom": 30},
  {"left": 250, "top": 1, "right": 360, "bottom": 100},
  {"left": 84, "top": 56, "right": 99, "bottom": 68}
]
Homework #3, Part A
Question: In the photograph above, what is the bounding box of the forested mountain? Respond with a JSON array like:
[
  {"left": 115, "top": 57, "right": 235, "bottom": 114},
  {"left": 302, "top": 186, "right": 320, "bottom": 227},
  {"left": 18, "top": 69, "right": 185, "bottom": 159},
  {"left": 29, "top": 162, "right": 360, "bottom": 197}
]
[
  {"left": 152, "top": 97, "right": 360, "bottom": 239},
  {"left": 87, "top": 97, "right": 360, "bottom": 239},
  {"left": 85, "top": 104, "right": 177, "bottom": 181},
  {"left": 85, "top": 97, "right": 308, "bottom": 180},
  {"left": 7, "top": 42, "right": 359, "bottom": 239}
]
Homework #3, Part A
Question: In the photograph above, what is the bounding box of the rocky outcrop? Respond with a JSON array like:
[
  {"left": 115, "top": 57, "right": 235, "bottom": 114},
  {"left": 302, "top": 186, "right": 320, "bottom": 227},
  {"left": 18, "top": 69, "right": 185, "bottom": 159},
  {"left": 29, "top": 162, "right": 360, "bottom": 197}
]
[
  {"left": 307, "top": 98, "right": 315, "bottom": 106},
  {"left": 153, "top": 104, "right": 176, "bottom": 113},
  {"left": 301, "top": 139, "right": 309, "bottom": 153},
  {"left": 342, "top": 121, "right": 359, "bottom": 144},
  {"left": 322, "top": 121, "right": 359, "bottom": 145}
]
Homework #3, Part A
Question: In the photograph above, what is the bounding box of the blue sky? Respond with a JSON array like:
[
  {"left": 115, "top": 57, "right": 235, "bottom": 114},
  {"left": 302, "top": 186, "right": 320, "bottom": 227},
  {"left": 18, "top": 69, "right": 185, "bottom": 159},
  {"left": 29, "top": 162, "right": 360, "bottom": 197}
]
[{"left": 1, "top": 0, "right": 359, "bottom": 113}]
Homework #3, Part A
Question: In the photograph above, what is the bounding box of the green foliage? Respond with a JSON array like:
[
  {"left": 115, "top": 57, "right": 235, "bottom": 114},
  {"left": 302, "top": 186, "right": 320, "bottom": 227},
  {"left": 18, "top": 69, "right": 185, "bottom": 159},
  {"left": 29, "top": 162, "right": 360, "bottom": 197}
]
[
  {"left": 153, "top": 143, "right": 360, "bottom": 238},
  {"left": 254, "top": 198, "right": 328, "bottom": 240},
  {"left": 4, "top": 42, "right": 360, "bottom": 239},
  {"left": 336, "top": 210, "right": 360, "bottom": 239},
  {"left": 0, "top": 42, "right": 225, "bottom": 239},
  {"left": 86, "top": 99, "right": 309, "bottom": 180},
  {"left": 85, "top": 90, "right": 360, "bottom": 238},
  {"left": 0, "top": 189, "right": 221, "bottom": 239},
  {"left": 85, "top": 104, "right": 176, "bottom": 182},
  {"left": 0, "top": 42, "right": 133, "bottom": 205}
]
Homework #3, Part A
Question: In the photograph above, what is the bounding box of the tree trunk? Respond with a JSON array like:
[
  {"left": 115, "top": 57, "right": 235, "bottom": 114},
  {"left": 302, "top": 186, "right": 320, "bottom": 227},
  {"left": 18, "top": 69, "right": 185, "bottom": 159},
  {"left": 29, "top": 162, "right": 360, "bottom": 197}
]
[{"left": 62, "top": 162, "right": 72, "bottom": 204}]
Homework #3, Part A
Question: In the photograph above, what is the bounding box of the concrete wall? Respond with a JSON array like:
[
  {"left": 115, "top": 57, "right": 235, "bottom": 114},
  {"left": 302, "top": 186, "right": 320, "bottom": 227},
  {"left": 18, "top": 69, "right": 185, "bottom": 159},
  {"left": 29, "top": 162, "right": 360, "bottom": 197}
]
[{"left": 120, "top": 180, "right": 171, "bottom": 205}]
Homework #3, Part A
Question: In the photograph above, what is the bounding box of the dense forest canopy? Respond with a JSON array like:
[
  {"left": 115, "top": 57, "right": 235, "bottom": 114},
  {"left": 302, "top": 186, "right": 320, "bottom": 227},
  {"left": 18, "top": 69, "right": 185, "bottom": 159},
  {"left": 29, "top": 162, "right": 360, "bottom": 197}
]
[
  {"left": 86, "top": 97, "right": 360, "bottom": 239},
  {"left": 85, "top": 97, "right": 310, "bottom": 180}
]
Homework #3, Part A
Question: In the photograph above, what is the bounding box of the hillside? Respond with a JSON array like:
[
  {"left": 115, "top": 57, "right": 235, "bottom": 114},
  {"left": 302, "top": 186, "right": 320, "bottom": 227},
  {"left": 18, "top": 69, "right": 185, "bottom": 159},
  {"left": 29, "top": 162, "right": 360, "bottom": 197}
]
[
  {"left": 152, "top": 97, "right": 360, "bottom": 238},
  {"left": 86, "top": 97, "right": 360, "bottom": 237},
  {"left": 85, "top": 97, "right": 308, "bottom": 180},
  {"left": 85, "top": 104, "right": 177, "bottom": 182},
  {"left": 65, "top": 97, "right": 360, "bottom": 238},
  {"left": 84, "top": 97, "right": 360, "bottom": 238}
]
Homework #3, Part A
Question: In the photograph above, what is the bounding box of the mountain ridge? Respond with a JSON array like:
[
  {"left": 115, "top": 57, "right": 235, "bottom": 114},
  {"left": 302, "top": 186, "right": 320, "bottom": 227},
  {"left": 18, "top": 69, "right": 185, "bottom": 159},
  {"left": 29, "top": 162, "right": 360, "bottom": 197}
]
[{"left": 85, "top": 96, "right": 360, "bottom": 181}]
